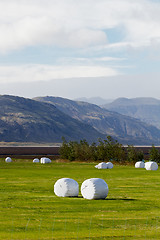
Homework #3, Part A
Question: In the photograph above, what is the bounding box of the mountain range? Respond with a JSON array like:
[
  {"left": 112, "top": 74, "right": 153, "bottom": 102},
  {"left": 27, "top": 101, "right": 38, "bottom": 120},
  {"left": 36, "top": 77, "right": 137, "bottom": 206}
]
[
  {"left": 0, "top": 94, "right": 160, "bottom": 145},
  {"left": 0, "top": 95, "right": 103, "bottom": 143},
  {"left": 103, "top": 97, "right": 160, "bottom": 129},
  {"left": 33, "top": 96, "right": 160, "bottom": 145}
]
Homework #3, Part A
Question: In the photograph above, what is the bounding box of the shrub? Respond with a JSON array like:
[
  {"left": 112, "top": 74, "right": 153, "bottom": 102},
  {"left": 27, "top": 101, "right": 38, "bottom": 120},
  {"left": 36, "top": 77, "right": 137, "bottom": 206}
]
[
  {"left": 97, "top": 136, "right": 125, "bottom": 162},
  {"left": 127, "top": 145, "right": 144, "bottom": 163},
  {"left": 60, "top": 136, "right": 125, "bottom": 162},
  {"left": 149, "top": 145, "right": 160, "bottom": 163}
]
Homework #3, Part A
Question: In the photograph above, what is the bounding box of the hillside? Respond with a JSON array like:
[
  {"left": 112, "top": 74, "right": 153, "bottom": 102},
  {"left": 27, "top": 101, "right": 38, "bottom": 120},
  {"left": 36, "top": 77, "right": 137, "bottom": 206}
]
[
  {"left": 103, "top": 97, "right": 160, "bottom": 129},
  {"left": 33, "top": 96, "right": 160, "bottom": 145},
  {"left": 0, "top": 95, "right": 104, "bottom": 143}
]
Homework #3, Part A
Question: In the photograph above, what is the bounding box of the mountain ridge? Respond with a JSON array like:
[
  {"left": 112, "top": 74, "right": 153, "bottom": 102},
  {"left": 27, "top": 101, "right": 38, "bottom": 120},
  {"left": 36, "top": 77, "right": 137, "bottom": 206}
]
[
  {"left": 103, "top": 97, "right": 160, "bottom": 129},
  {"left": 0, "top": 95, "right": 104, "bottom": 143},
  {"left": 33, "top": 96, "right": 160, "bottom": 145},
  {"left": 0, "top": 94, "right": 160, "bottom": 145}
]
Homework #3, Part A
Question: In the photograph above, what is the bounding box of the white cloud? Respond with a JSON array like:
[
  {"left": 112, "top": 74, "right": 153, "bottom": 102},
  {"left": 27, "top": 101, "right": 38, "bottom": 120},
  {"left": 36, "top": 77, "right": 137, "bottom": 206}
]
[
  {"left": 0, "top": 0, "right": 160, "bottom": 53},
  {"left": 58, "top": 57, "right": 126, "bottom": 66},
  {"left": 0, "top": 64, "right": 119, "bottom": 83},
  {"left": 93, "top": 57, "right": 126, "bottom": 62}
]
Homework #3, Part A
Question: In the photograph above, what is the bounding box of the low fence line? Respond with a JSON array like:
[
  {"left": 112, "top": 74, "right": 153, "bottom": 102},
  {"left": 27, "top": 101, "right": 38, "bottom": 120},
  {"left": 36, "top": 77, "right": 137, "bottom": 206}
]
[
  {"left": 0, "top": 146, "right": 60, "bottom": 157},
  {"left": 0, "top": 146, "right": 160, "bottom": 157}
]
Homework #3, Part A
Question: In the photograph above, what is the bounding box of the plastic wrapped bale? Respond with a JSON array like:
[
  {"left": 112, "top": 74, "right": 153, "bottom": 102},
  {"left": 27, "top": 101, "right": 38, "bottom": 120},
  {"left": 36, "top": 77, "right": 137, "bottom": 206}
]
[
  {"left": 5, "top": 157, "right": 12, "bottom": 163},
  {"left": 54, "top": 178, "right": 79, "bottom": 197},
  {"left": 44, "top": 158, "right": 51, "bottom": 163},
  {"left": 135, "top": 161, "right": 145, "bottom": 168},
  {"left": 106, "top": 162, "right": 113, "bottom": 169},
  {"left": 40, "top": 157, "right": 44, "bottom": 163},
  {"left": 33, "top": 158, "right": 39, "bottom": 163},
  {"left": 81, "top": 178, "right": 109, "bottom": 200},
  {"left": 40, "top": 157, "right": 51, "bottom": 164},
  {"left": 145, "top": 161, "right": 158, "bottom": 171},
  {"left": 96, "top": 162, "right": 108, "bottom": 169}
]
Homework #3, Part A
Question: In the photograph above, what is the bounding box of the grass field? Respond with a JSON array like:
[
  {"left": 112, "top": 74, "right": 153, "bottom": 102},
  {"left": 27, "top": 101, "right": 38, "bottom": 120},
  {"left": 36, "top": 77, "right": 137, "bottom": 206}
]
[{"left": 1, "top": 159, "right": 160, "bottom": 239}]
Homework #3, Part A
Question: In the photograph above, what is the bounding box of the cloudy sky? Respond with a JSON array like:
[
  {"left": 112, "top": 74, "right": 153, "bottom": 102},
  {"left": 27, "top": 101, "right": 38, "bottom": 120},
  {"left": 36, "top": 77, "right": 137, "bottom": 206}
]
[{"left": 0, "top": 0, "right": 160, "bottom": 99}]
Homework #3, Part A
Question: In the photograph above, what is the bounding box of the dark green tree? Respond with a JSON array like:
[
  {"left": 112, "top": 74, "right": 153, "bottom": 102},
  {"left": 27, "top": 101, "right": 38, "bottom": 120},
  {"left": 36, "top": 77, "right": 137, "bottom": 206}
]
[
  {"left": 149, "top": 145, "right": 160, "bottom": 162},
  {"left": 136, "top": 151, "right": 144, "bottom": 162},
  {"left": 127, "top": 145, "right": 137, "bottom": 162},
  {"left": 60, "top": 136, "right": 126, "bottom": 163},
  {"left": 59, "top": 137, "right": 70, "bottom": 159},
  {"left": 97, "top": 136, "right": 125, "bottom": 162},
  {"left": 127, "top": 145, "right": 144, "bottom": 163}
]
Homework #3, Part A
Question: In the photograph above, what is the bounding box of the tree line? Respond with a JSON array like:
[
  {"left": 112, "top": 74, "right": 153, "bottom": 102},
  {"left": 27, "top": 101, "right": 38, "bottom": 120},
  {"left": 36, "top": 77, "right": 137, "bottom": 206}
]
[{"left": 60, "top": 136, "right": 160, "bottom": 163}]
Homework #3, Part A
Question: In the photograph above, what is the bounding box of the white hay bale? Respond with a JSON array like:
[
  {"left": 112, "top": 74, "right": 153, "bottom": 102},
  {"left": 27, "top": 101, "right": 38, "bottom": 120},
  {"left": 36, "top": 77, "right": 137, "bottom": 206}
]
[
  {"left": 95, "top": 162, "right": 113, "bottom": 169},
  {"left": 54, "top": 178, "right": 79, "bottom": 197},
  {"left": 145, "top": 161, "right": 158, "bottom": 171},
  {"left": 40, "top": 157, "right": 51, "bottom": 164},
  {"left": 135, "top": 161, "right": 145, "bottom": 168},
  {"left": 33, "top": 158, "right": 39, "bottom": 163},
  {"left": 96, "top": 162, "right": 108, "bottom": 169},
  {"left": 106, "top": 162, "right": 113, "bottom": 169},
  {"left": 81, "top": 178, "right": 109, "bottom": 200},
  {"left": 5, "top": 157, "right": 12, "bottom": 163}
]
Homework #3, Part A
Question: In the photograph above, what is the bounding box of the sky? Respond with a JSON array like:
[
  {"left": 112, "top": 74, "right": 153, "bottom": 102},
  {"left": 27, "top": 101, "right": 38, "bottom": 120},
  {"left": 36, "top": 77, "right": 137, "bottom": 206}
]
[{"left": 0, "top": 0, "right": 160, "bottom": 100}]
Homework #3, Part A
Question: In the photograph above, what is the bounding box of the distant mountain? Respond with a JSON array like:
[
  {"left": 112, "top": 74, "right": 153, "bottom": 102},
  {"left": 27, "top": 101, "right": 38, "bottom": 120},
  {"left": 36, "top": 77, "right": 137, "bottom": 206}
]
[
  {"left": 0, "top": 95, "right": 104, "bottom": 143},
  {"left": 75, "top": 97, "right": 113, "bottom": 105},
  {"left": 103, "top": 97, "right": 160, "bottom": 129},
  {"left": 33, "top": 96, "right": 160, "bottom": 145}
]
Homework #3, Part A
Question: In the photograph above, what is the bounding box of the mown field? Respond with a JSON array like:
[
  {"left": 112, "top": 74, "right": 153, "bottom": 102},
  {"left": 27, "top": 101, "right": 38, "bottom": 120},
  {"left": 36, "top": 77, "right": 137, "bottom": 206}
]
[{"left": 0, "top": 159, "right": 160, "bottom": 239}]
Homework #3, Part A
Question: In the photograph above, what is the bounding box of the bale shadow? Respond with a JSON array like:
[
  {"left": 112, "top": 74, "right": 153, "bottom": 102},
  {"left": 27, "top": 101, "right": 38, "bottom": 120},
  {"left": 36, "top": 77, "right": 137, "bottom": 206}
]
[
  {"left": 74, "top": 196, "right": 136, "bottom": 200},
  {"left": 106, "top": 197, "right": 136, "bottom": 201}
]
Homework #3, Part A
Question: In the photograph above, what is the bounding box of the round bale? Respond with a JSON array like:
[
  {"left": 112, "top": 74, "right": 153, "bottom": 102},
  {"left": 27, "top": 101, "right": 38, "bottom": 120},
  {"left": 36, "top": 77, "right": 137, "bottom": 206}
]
[
  {"left": 106, "top": 162, "right": 113, "bottom": 169},
  {"left": 96, "top": 162, "right": 108, "bottom": 169},
  {"left": 54, "top": 178, "right": 79, "bottom": 197},
  {"left": 40, "top": 157, "right": 51, "bottom": 164},
  {"left": 145, "top": 161, "right": 158, "bottom": 171},
  {"left": 81, "top": 178, "right": 109, "bottom": 200},
  {"left": 135, "top": 161, "right": 145, "bottom": 168},
  {"left": 33, "top": 158, "right": 39, "bottom": 163},
  {"left": 5, "top": 157, "right": 12, "bottom": 163}
]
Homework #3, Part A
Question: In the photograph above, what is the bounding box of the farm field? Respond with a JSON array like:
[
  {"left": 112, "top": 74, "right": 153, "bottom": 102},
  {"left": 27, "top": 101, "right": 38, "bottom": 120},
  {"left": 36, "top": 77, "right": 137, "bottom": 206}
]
[{"left": 0, "top": 159, "right": 160, "bottom": 239}]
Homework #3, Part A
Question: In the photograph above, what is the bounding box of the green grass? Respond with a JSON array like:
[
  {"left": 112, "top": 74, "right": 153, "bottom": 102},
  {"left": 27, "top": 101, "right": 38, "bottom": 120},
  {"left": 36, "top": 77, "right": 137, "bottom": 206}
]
[{"left": 1, "top": 159, "right": 160, "bottom": 239}]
